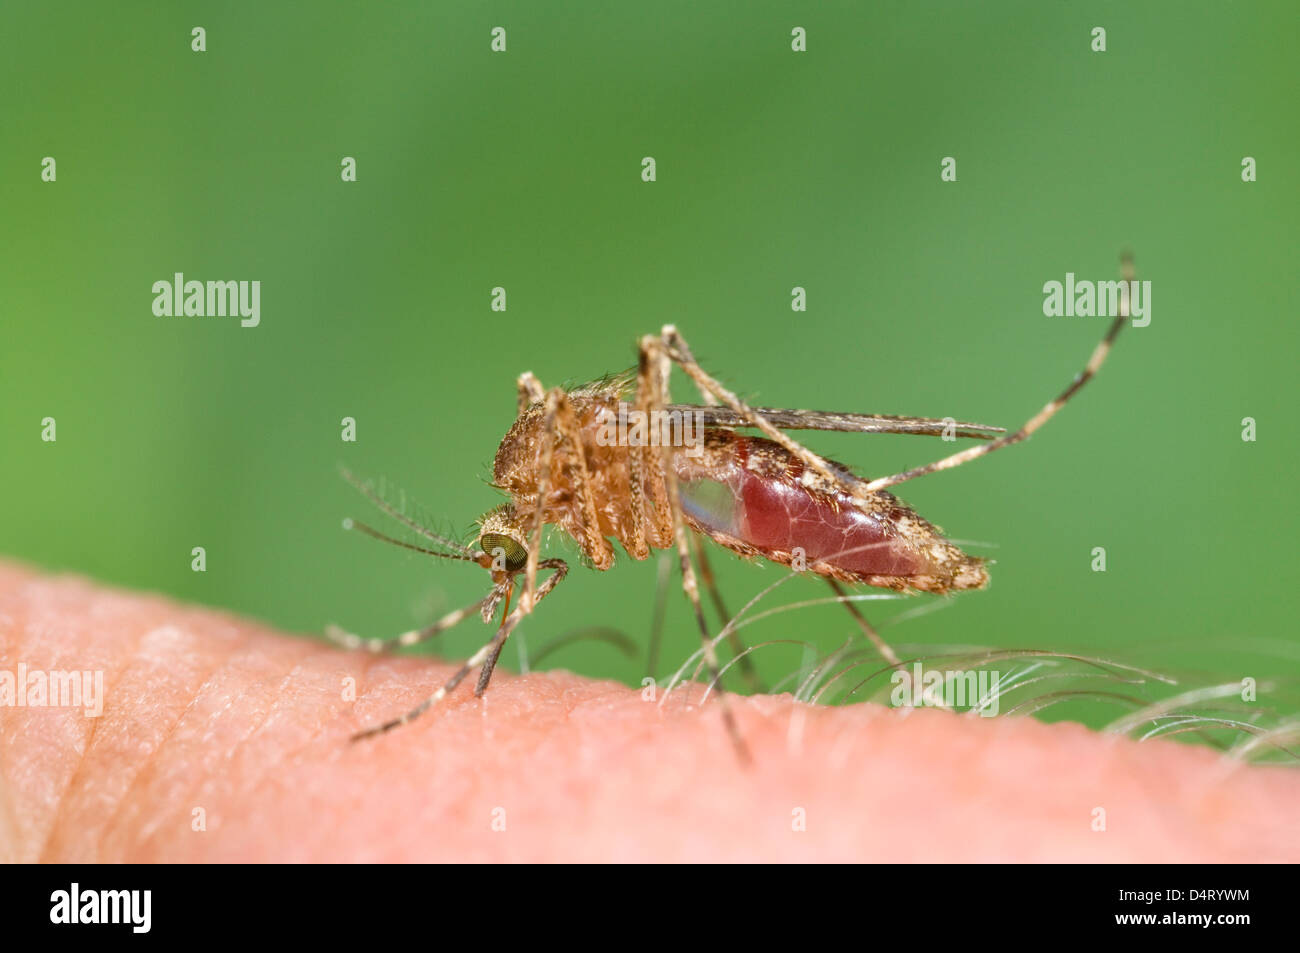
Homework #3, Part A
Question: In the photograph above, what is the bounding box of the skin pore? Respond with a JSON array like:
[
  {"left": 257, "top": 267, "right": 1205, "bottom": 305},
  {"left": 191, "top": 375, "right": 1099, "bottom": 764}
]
[{"left": 1, "top": 560, "right": 1297, "bottom": 862}]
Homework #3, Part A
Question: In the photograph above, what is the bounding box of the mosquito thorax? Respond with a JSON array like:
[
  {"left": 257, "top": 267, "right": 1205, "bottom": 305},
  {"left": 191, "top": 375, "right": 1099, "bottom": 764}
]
[{"left": 492, "top": 405, "right": 545, "bottom": 489}]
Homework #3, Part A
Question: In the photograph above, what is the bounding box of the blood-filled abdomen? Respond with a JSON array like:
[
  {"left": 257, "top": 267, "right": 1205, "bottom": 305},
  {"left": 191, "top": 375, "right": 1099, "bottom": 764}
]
[{"left": 673, "top": 431, "right": 986, "bottom": 592}]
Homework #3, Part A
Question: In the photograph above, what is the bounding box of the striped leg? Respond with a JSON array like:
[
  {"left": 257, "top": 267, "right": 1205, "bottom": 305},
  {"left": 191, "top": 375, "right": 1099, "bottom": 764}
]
[
  {"left": 656, "top": 254, "right": 1133, "bottom": 503},
  {"left": 326, "top": 588, "right": 503, "bottom": 653},
  {"left": 516, "top": 371, "right": 545, "bottom": 413},
  {"left": 863, "top": 254, "right": 1135, "bottom": 492},
  {"left": 645, "top": 551, "right": 673, "bottom": 678},
  {"left": 474, "top": 582, "right": 514, "bottom": 696},
  {"left": 825, "top": 578, "right": 902, "bottom": 669},
  {"left": 520, "top": 388, "right": 563, "bottom": 616},
  {"left": 825, "top": 577, "right": 914, "bottom": 698},
  {"left": 351, "top": 558, "right": 569, "bottom": 741},
  {"left": 553, "top": 393, "right": 615, "bottom": 569},
  {"left": 639, "top": 332, "right": 752, "bottom": 763},
  {"left": 652, "top": 326, "right": 915, "bottom": 688},
  {"left": 520, "top": 385, "right": 612, "bottom": 608},
  {"left": 695, "top": 536, "right": 763, "bottom": 693}
]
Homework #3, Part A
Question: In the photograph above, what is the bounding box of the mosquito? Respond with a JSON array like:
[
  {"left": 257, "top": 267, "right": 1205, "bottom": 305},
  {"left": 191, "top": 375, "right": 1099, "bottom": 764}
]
[{"left": 331, "top": 255, "right": 1136, "bottom": 752}]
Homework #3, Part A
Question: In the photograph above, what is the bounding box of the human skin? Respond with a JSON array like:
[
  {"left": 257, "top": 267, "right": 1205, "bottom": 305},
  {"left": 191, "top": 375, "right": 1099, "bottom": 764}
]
[{"left": 1, "top": 560, "right": 1296, "bottom": 863}]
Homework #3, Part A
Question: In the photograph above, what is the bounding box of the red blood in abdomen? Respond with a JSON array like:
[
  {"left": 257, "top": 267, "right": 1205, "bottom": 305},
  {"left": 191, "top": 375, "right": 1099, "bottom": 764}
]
[{"left": 738, "top": 469, "right": 925, "bottom": 577}]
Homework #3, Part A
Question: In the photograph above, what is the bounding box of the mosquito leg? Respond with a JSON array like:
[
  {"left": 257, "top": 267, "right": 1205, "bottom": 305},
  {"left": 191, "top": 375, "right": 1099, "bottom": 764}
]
[
  {"left": 476, "top": 558, "right": 570, "bottom": 697},
  {"left": 351, "top": 652, "right": 483, "bottom": 741},
  {"left": 353, "top": 625, "right": 519, "bottom": 741},
  {"left": 623, "top": 408, "right": 655, "bottom": 566},
  {"left": 658, "top": 248, "right": 1132, "bottom": 501},
  {"left": 519, "top": 387, "right": 613, "bottom": 610},
  {"left": 476, "top": 558, "right": 569, "bottom": 698},
  {"left": 645, "top": 551, "right": 672, "bottom": 678},
  {"left": 640, "top": 333, "right": 751, "bottom": 762},
  {"left": 521, "top": 388, "right": 564, "bottom": 615},
  {"left": 695, "top": 536, "right": 763, "bottom": 693},
  {"left": 693, "top": 535, "right": 731, "bottom": 624},
  {"left": 862, "top": 254, "right": 1135, "bottom": 492},
  {"left": 554, "top": 394, "right": 615, "bottom": 570},
  {"left": 669, "top": 474, "right": 753, "bottom": 760},
  {"left": 474, "top": 583, "right": 514, "bottom": 695},
  {"left": 516, "top": 371, "right": 545, "bottom": 413},
  {"left": 825, "top": 578, "right": 902, "bottom": 669},
  {"left": 352, "top": 559, "right": 568, "bottom": 741},
  {"left": 630, "top": 356, "right": 666, "bottom": 671},
  {"left": 326, "top": 589, "right": 499, "bottom": 653},
  {"left": 474, "top": 640, "right": 507, "bottom": 697},
  {"left": 633, "top": 345, "right": 674, "bottom": 551},
  {"left": 625, "top": 439, "right": 652, "bottom": 560}
]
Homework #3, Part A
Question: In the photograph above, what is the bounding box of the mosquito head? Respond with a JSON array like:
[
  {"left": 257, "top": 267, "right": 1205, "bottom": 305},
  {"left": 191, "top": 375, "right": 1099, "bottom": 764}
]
[{"left": 475, "top": 505, "right": 529, "bottom": 580}]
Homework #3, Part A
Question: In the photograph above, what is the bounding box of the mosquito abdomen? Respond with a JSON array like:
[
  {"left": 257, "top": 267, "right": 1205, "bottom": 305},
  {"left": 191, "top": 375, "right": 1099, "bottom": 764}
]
[{"left": 674, "top": 432, "right": 987, "bottom": 593}]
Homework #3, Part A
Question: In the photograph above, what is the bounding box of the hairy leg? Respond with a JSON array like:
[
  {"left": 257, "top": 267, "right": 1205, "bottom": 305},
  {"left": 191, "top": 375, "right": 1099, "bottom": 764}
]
[
  {"left": 325, "top": 588, "right": 504, "bottom": 653},
  {"left": 694, "top": 537, "right": 763, "bottom": 693},
  {"left": 863, "top": 254, "right": 1135, "bottom": 491},
  {"left": 639, "top": 333, "right": 750, "bottom": 760},
  {"left": 352, "top": 558, "right": 568, "bottom": 740}
]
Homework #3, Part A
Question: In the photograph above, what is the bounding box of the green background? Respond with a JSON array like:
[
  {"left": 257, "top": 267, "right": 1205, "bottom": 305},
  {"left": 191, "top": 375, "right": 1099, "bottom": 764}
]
[{"left": 3, "top": 3, "right": 1296, "bottom": 736}]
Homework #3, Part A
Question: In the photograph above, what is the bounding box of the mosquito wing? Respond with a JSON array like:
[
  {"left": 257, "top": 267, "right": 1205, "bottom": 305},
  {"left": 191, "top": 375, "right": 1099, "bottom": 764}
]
[{"left": 665, "top": 406, "right": 1006, "bottom": 440}]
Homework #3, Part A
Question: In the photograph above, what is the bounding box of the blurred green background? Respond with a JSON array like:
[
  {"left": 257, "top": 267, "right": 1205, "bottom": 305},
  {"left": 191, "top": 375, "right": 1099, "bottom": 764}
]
[{"left": 3, "top": 2, "right": 1297, "bottom": 731}]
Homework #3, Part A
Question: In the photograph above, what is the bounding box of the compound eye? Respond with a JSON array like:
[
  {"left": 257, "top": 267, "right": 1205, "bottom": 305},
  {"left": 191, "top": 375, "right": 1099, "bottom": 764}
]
[{"left": 479, "top": 533, "right": 528, "bottom": 573}]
